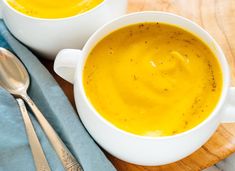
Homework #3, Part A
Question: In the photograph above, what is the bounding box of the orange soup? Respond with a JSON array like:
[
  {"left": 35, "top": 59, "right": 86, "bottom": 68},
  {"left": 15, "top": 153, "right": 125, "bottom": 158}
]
[
  {"left": 83, "top": 23, "right": 222, "bottom": 137},
  {"left": 7, "top": 0, "right": 103, "bottom": 18}
]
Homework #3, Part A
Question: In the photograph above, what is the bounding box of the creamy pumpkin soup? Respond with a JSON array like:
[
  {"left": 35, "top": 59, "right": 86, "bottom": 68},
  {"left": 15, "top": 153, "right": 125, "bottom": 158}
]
[
  {"left": 83, "top": 23, "right": 222, "bottom": 137},
  {"left": 7, "top": 0, "right": 103, "bottom": 19}
]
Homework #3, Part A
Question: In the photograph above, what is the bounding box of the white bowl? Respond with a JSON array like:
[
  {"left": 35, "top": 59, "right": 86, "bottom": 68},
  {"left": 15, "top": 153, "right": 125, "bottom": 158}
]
[
  {"left": 54, "top": 12, "right": 235, "bottom": 166},
  {"left": 0, "top": 0, "right": 127, "bottom": 59}
]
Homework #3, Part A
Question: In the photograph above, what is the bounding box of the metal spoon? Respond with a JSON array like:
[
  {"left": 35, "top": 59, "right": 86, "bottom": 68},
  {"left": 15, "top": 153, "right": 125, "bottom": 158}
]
[
  {"left": 0, "top": 48, "right": 82, "bottom": 171},
  {"left": 16, "top": 98, "right": 51, "bottom": 171}
]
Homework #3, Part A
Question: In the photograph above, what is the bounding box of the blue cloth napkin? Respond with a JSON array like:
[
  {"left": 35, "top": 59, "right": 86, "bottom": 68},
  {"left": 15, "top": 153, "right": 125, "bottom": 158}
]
[{"left": 0, "top": 20, "right": 116, "bottom": 171}]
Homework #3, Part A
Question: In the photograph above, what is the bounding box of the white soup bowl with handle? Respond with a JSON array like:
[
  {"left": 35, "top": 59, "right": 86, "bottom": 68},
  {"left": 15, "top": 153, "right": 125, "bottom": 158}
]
[{"left": 54, "top": 12, "right": 235, "bottom": 166}]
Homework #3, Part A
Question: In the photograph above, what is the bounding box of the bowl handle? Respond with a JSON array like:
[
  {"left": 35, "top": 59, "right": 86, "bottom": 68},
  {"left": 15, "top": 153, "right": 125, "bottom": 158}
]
[
  {"left": 54, "top": 49, "right": 83, "bottom": 84},
  {"left": 221, "top": 87, "right": 235, "bottom": 122}
]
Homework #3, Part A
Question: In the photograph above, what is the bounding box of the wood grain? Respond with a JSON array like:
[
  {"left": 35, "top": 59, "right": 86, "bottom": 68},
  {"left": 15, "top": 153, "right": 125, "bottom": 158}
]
[{"left": 41, "top": 0, "right": 235, "bottom": 170}]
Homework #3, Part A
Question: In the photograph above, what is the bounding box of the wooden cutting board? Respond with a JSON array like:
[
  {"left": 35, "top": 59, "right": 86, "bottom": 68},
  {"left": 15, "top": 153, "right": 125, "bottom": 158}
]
[{"left": 41, "top": 0, "right": 235, "bottom": 170}]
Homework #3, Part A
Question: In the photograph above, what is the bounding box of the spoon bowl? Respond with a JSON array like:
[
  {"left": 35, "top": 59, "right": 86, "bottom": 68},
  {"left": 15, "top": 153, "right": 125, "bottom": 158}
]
[{"left": 0, "top": 47, "right": 29, "bottom": 95}]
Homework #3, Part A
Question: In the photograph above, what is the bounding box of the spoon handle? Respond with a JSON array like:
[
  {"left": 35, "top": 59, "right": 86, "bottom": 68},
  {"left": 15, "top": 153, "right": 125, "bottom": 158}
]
[
  {"left": 21, "top": 95, "right": 83, "bottom": 171},
  {"left": 17, "top": 98, "right": 51, "bottom": 171}
]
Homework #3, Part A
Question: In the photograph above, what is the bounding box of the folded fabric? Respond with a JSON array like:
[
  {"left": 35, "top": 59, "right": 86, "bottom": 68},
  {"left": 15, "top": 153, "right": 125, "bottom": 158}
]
[{"left": 0, "top": 20, "right": 116, "bottom": 171}]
